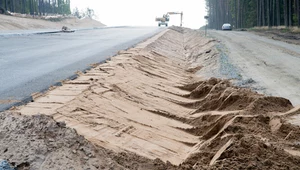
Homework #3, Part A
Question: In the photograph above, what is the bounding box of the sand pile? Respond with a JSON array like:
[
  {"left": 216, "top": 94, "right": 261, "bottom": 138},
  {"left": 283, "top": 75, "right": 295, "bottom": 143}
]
[
  {"left": 0, "top": 112, "right": 176, "bottom": 170},
  {"left": 178, "top": 78, "right": 292, "bottom": 114},
  {"left": 0, "top": 14, "right": 105, "bottom": 31},
  {"left": 1, "top": 27, "right": 300, "bottom": 169},
  {"left": 181, "top": 96, "right": 300, "bottom": 169}
]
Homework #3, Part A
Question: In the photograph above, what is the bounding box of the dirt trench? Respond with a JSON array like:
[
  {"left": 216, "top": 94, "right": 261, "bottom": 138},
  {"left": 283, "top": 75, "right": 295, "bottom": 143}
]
[{"left": 1, "top": 27, "right": 300, "bottom": 169}]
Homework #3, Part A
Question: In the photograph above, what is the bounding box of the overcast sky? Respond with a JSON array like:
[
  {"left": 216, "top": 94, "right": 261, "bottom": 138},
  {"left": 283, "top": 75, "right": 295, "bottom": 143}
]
[{"left": 70, "top": 0, "right": 207, "bottom": 29}]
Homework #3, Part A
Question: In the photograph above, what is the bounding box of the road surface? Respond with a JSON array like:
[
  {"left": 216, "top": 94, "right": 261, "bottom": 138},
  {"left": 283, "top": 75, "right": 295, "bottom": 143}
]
[
  {"left": 0, "top": 27, "right": 164, "bottom": 111},
  {"left": 210, "top": 30, "right": 300, "bottom": 106}
]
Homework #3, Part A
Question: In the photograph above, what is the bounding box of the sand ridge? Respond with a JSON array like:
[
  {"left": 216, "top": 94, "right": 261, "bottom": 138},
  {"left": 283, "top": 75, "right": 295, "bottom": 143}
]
[{"left": 0, "top": 14, "right": 105, "bottom": 31}]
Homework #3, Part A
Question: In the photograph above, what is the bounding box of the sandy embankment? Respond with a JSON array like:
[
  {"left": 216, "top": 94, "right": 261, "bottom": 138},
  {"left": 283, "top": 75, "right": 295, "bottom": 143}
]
[
  {"left": 1, "top": 27, "right": 300, "bottom": 169},
  {"left": 0, "top": 14, "right": 105, "bottom": 31}
]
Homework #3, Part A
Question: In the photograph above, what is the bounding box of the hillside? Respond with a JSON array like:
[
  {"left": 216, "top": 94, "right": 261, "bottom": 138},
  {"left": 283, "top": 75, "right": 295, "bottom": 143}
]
[{"left": 0, "top": 14, "right": 105, "bottom": 31}]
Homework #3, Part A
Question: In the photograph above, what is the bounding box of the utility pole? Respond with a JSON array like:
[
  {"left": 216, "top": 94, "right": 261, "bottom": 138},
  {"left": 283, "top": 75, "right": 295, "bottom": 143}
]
[{"left": 180, "top": 12, "right": 183, "bottom": 27}]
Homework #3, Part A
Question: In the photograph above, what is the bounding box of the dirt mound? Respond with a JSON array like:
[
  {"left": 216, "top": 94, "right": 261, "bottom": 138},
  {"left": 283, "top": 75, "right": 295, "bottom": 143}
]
[
  {"left": 0, "top": 112, "right": 176, "bottom": 170},
  {"left": 0, "top": 14, "right": 105, "bottom": 31},
  {"left": 181, "top": 112, "right": 300, "bottom": 169},
  {"left": 213, "top": 135, "right": 300, "bottom": 169},
  {"left": 178, "top": 78, "right": 293, "bottom": 114},
  {"left": 187, "top": 135, "right": 300, "bottom": 170}
]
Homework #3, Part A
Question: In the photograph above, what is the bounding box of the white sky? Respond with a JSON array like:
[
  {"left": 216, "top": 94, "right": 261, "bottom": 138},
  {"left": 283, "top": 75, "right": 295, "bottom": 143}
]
[{"left": 70, "top": 0, "right": 207, "bottom": 29}]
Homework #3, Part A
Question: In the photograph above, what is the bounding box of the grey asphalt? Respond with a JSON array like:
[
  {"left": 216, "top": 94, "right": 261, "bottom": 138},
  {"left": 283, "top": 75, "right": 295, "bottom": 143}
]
[{"left": 0, "top": 27, "right": 164, "bottom": 111}]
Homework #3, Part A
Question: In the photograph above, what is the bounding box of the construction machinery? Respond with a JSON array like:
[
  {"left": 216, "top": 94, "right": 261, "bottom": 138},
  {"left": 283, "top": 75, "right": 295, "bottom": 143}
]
[{"left": 155, "top": 12, "right": 183, "bottom": 27}]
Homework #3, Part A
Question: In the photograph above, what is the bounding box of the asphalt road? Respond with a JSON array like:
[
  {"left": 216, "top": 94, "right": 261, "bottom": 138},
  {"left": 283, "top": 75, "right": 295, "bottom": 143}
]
[
  {"left": 0, "top": 27, "right": 164, "bottom": 111},
  {"left": 210, "top": 30, "right": 300, "bottom": 106}
]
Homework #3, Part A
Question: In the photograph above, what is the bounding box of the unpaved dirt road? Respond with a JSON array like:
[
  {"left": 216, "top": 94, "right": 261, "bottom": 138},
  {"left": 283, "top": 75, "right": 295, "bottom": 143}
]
[
  {"left": 0, "top": 27, "right": 164, "bottom": 111},
  {"left": 210, "top": 30, "right": 300, "bottom": 106}
]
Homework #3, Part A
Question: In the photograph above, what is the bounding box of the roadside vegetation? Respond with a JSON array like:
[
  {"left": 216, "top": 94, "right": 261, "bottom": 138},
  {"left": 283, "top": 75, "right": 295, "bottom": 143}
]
[
  {"left": 0, "top": 0, "right": 71, "bottom": 15},
  {"left": 205, "top": 0, "right": 300, "bottom": 30}
]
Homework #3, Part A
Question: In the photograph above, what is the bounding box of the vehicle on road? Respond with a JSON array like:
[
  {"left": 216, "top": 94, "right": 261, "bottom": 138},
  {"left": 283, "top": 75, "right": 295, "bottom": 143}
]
[{"left": 222, "top": 23, "right": 232, "bottom": 30}]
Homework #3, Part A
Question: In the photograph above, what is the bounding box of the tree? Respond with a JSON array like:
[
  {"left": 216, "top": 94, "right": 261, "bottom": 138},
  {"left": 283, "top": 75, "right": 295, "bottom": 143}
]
[
  {"left": 289, "top": 0, "right": 292, "bottom": 26},
  {"left": 257, "top": 0, "right": 260, "bottom": 26},
  {"left": 86, "top": 8, "right": 94, "bottom": 18},
  {"left": 73, "top": 7, "right": 80, "bottom": 18},
  {"left": 10, "top": 0, "right": 14, "bottom": 12},
  {"left": 206, "top": 0, "right": 300, "bottom": 29},
  {"left": 267, "top": 0, "right": 270, "bottom": 27},
  {"left": 276, "top": 0, "right": 280, "bottom": 26},
  {"left": 272, "top": 0, "right": 275, "bottom": 26},
  {"left": 283, "top": 0, "right": 288, "bottom": 27},
  {"left": 5, "top": 0, "right": 8, "bottom": 10},
  {"left": 297, "top": 0, "right": 300, "bottom": 27},
  {"left": 0, "top": 0, "right": 71, "bottom": 16}
]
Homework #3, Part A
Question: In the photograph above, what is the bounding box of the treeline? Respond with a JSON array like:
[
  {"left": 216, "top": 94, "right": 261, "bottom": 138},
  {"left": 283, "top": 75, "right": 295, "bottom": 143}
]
[
  {"left": 72, "top": 7, "right": 95, "bottom": 19},
  {"left": 0, "top": 0, "right": 71, "bottom": 15},
  {"left": 206, "top": 0, "right": 300, "bottom": 29}
]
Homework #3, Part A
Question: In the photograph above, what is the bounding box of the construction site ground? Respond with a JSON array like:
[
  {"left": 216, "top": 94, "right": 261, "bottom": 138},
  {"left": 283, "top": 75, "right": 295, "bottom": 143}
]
[
  {"left": 251, "top": 27, "right": 300, "bottom": 46},
  {"left": 1, "top": 27, "right": 300, "bottom": 169}
]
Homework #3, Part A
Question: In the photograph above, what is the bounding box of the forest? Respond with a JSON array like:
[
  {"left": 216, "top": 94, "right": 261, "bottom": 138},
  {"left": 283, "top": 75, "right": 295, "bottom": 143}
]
[
  {"left": 205, "top": 0, "right": 300, "bottom": 29},
  {"left": 0, "top": 0, "right": 71, "bottom": 15}
]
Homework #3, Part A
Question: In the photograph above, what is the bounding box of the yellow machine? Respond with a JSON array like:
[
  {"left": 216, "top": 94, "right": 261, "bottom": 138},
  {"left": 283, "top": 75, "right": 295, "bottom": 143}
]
[{"left": 155, "top": 12, "right": 183, "bottom": 27}]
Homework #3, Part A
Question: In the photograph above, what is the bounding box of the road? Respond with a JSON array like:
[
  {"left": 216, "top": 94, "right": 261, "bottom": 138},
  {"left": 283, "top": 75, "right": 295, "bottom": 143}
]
[
  {"left": 210, "top": 30, "right": 300, "bottom": 106},
  {"left": 0, "top": 27, "right": 164, "bottom": 111}
]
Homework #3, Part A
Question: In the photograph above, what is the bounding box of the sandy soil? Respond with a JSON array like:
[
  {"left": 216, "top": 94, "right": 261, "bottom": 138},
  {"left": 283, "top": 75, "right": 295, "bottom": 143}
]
[
  {"left": 251, "top": 28, "right": 300, "bottom": 45},
  {"left": 1, "top": 27, "right": 300, "bottom": 169},
  {"left": 0, "top": 112, "right": 175, "bottom": 170},
  {"left": 209, "top": 30, "right": 300, "bottom": 130},
  {"left": 0, "top": 14, "right": 105, "bottom": 31},
  {"left": 209, "top": 30, "right": 300, "bottom": 106}
]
